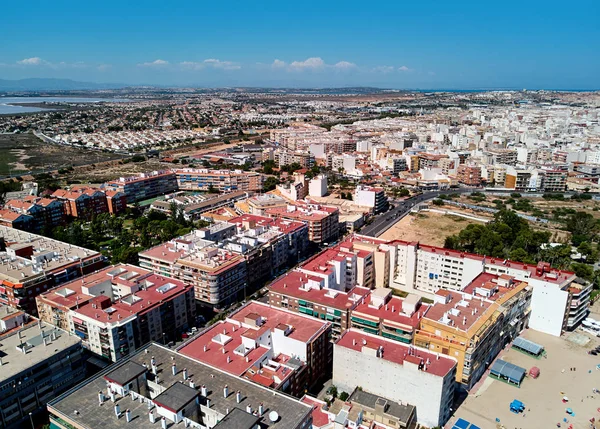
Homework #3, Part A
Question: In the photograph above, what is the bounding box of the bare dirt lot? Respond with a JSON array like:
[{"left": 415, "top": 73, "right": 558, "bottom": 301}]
[
  {"left": 449, "top": 329, "right": 600, "bottom": 429},
  {"left": 379, "top": 211, "right": 488, "bottom": 246},
  {"left": 0, "top": 133, "right": 122, "bottom": 176}
]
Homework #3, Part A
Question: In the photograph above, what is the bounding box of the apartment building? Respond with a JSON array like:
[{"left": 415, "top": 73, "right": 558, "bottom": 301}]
[
  {"left": 414, "top": 273, "right": 532, "bottom": 390},
  {"left": 456, "top": 164, "right": 482, "bottom": 186},
  {"left": 567, "top": 280, "right": 593, "bottom": 329},
  {"left": 0, "top": 317, "right": 86, "bottom": 429},
  {"left": 140, "top": 215, "right": 308, "bottom": 307},
  {"left": 0, "top": 226, "right": 105, "bottom": 316},
  {"left": 485, "top": 149, "right": 517, "bottom": 166},
  {"left": 175, "top": 168, "right": 264, "bottom": 192},
  {"left": 0, "top": 209, "right": 34, "bottom": 231},
  {"left": 275, "top": 149, "right": 315, "bottom": 169},
  {"left": 242, "top": 194, "right": 288, "bottom": 216},
  {"left": 36, "top": 264, "right": 195, "bottom": 362},
  {"left": 354, "top": 186, "right": 389, "bottom": 214},
  {"left": 178, "top": 301, "right": 332, "bottom": 397},
  {"left": 146, "top": 242, "right": 247, "bottom": 308},
  {"left": 418, "top": 153, "right": 448, "bottom": 170},
  {"left": 150, "top": 191, "right": 253, "bottom": 221},
  {"left": 390, "top": 241, "right": 580, "bottom": 336},
  {"left": 47, "top": 343, "right": 313, "bottom": 429},
  {"left": 105, "top": 170, "right": 178, "bottom": 203},
  {"left": 539, "top": 169, "right": 568, "bottom": 192},
  {"left": 51, "top": 188, "right": 109, "bottom": 219},
  {"left": 226, "top": 214, "right": 309, "bottom": 275},
  {"left": 4, "top": 197, "right": 66, "bottom": 231},
  {"left": 266, "top": 203, "right": 339, "bottom": 244},
  {"left": 350, "top": 288, "right": 427, "bottom": 344},
  {"left": 333, "top": 329, "right": 457, "bottom": 428},
  {"left": 269, "top": 270, "right": 370, "bottom": 339},
  {"left": 105, "top": 190, "right": 128, "bottom": 214}
]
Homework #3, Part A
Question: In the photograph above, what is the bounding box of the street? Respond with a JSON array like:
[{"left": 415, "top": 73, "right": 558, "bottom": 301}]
[{"left": 360, "top": 188, "right": 476, "bottom": 237}]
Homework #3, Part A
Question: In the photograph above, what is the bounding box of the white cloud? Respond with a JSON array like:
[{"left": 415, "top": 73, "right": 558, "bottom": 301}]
[
  {"left": 138, "top": 59, "right": 169, "bottom": 67},
  {"left": 17, "top": 57, "right": 45, "bottom": 66},
  {"left": 97, "top": 64, "right": 112, "bottom": 72},
  {"left": 398, "top": 65, "right": 410, "bottom": 72},
  {"left": 203, "top": 59, "right": 241, "bottom": 70},
  {"left": 334, "top": 61, "right": 357, "bottom": 70},
  {"left": 271, "top": 59, "right": 286, "bottom": 68},
  {"left": 180, "top": 61, "right": 205, "bottom": 70},
  {"left": 290, "top": 57, "right": 325, "bottom": 70},
  {"left": 372, "top": 66, "right": 396, "bottom": 73}
]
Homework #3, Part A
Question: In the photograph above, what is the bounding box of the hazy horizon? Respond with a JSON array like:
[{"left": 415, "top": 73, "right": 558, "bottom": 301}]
[{"left": 2, "top": 0, "right": 599, "bottom": 90}]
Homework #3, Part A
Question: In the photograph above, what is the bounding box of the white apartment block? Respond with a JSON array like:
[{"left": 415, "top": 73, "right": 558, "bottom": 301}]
[{"left": 333, "top": 329, "right": 457, "bottom": 428}]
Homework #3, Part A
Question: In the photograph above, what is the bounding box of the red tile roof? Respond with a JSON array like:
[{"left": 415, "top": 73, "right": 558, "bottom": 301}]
[{"left": 336, "top": 329, "right": 456, "bottom": 377}]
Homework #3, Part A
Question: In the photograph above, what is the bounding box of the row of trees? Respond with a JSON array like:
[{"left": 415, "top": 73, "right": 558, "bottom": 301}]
[
  {"left": 43, "top": 205, "right": 208, "bottom": 266},
  {"left": 444, "top": 209, "right": 599, "bottom": 282}
]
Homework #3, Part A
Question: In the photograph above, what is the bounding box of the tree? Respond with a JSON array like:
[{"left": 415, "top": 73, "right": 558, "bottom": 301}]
[
  {"left": 578, "top": 241, "right": 598, "bottom": 262},
  {"left": 432, "top": 199, "right": 444, "bottom": 206},
  {"left": 263, "top": 176, "right": 280, "bottom": 192},
  {"left": 570, "top": 262, "right": 594, "bottom": 281},
  {"left": 509, "top": 248, "right": 533, "bottom": 264},
  {"left": 339, "top": 391, "right": 349, "bottom": 401},
  {"left": 327, "top": 385, "right": 338, "bottom": 399},
  {"left": 566, "top": 212, "right": 596, "bottom": 246},
  {"left": 207, "top": 184, "right": 220, "bottom": 194}
]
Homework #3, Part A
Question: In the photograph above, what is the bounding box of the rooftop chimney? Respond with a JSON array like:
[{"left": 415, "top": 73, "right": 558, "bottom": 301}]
[
  {"left": 201, "top": 385, "right": 207, "bottom": 396},
  {"left": 171, "top": 363, "right": 177, "bottom": 376},
  {"left": 161, "top": 417, "right": 167, "bottom": 429},
  {"left": 114, "top": 404, "right": 121, "bottom": 418},
  {"left": 224, "top": 385, "right": 229, "bottom": 398},
  {"left": 125, "top": 409, "right": 132, "bottom": 423},
  {"left": 236, "top": 390, "right": 242, "bottom": 403},
  {"left": 149, "top": 411, "right": 156, "bottom": 424},
  {"left": 189, "top": 379, "right": 195, "bottom": 389},
  {"left": 246, "top": 405, "right": 252, "bottom": 414},
  {"left": 182, "top": 368, "right": 188, "bottom": 380},
  {"left": 259, "top": 403, "right": 264, "bottom": 416}
]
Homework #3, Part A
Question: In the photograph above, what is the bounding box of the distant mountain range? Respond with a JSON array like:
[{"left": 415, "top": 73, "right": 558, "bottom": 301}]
[{"left": 0, "top": 78, "right": 125, "bottom": 91}]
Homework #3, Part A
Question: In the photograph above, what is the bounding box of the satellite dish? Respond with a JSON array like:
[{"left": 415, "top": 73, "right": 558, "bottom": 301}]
[{"left": 269, "top": 411, "right": 279, "bottom": 422}]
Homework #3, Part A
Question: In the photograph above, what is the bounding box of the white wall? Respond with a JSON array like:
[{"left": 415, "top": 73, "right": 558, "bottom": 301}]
[
  {"left": 272, "top": 328, "right": 307, "bottom": 361},
  {"left": 333, "top": 343, "right": 454, "bottom": 428},
  {"left": 528, "top": 284, "right": 568, "bottom": 336}
]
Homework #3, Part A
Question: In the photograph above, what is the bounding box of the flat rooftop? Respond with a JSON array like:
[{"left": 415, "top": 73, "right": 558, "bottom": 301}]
[
  {"left": 49, "top": 343, "right": 312, "bottom": 429},
  {"left": 425, "top": 290, "right": 493, "bottom": 332},
  {"left": 179, "top": 301, "right": 329, "bottom": 380},
  {"left": 0, "top": 225, "right": 101, "bottom": 284},
  {"left": 349, "top": 389, "right": 415, "bottom": 425},
  {"left": 336, "top": 329, "right": 456, "bottom": 378},
  {"left": 352, "top": 294, "right": 428, "bottom": 330},
  {"left": 0, "top": 320, "right": 81, "bottom": 383},
  {"left": 269, "top": 271, "right": 370, "bottom": 310}
]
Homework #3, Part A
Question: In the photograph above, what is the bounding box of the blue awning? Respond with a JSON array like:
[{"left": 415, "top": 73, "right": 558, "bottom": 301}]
[
  {"left": 490, "top": 359, "right": 526, "bottom": 384},
  {"left": 512, "top": 337, "right": 544, "bottom": 356}
]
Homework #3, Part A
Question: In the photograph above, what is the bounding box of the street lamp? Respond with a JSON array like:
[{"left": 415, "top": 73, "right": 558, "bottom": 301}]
[{"left": 29, "top": 412, "right": 34, "bottom": 429}]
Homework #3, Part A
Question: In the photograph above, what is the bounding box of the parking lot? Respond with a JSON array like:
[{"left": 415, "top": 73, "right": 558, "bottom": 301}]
[{"left": 448, "top": 329, "right": 600, "bottom": 429}]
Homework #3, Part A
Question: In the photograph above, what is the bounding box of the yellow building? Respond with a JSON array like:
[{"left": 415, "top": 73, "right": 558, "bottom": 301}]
[{"left": 414, "top": 273, "right": 531, "bottom": 390}]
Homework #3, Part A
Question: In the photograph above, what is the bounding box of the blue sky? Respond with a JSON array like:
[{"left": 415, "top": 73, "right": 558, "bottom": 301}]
[{"left": 1, "top": 0, "right": 599, "bottom": 89}]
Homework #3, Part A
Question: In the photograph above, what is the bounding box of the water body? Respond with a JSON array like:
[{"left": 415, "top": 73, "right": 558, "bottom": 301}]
[{"left": 0, "top": 96, "right": 130, "bottom": 114}]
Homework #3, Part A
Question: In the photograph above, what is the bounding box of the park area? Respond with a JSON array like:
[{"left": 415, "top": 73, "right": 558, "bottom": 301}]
[{"left": 448, "top": 329, "right": 600, "bottom": 429}]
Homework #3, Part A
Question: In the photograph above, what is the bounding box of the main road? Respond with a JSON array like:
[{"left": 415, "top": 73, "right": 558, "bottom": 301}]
[{"left": 359, "top": 188, "right": 478, "bottom": 237}]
